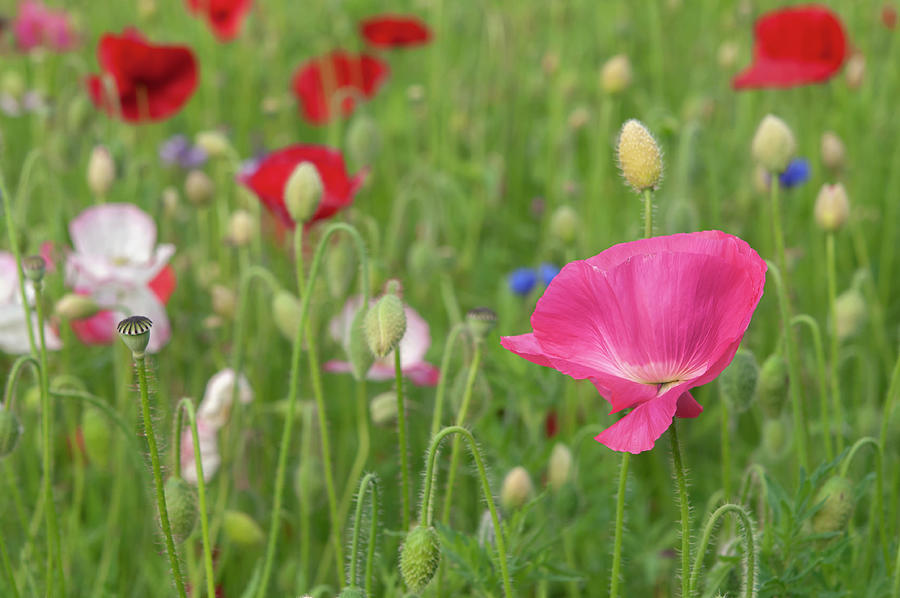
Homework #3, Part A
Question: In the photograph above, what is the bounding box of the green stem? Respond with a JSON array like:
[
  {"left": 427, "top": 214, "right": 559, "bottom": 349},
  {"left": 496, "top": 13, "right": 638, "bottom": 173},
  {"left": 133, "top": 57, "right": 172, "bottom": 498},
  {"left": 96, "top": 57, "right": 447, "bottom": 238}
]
[
  {"left": 420, "top": 426, "right": 513, "bottom": 597},
  {"left": 609, "top": 452, "right": 630, "bottom": 598},
  {"left": 791, "top": 315, "right": 832, "bottom": 460},
  {"left": 256, "top": 222, "right": 369, "bottom": 598},
  {"left": 3, "top": 355, "right": 39, "bottom": 412},
  {"left": 670, "top": 422, "right": 691, "bottom": 598},
  {"left": 395, "top": 348, "right": 411, "bottom": 531},
  {"left": 769, "top": 173, "right": 788, "bottom": 291},
  {"left": 0, "top": 522, "right": 20, "bottom": 598},
  {"left": 337, "top": 380, "right": 370, "bottom": 549},
  {"left": 347, "top": 473, "right": 379, "bottom": 591},
  {"left": 878, "top": 346, "right": 900, "bottom": 456},
  {"left": 826, "top": 232, "right": 844, "bottom": 452},
  {"left": 135, "top": 355, "right": 187, "bottom": 598},
  {"left": 440, "top": 341, "right": 484, "bottom": 526},
  {"left": 430, "top": 322, "right": 467, "bottom": 437},
  {"left": 643, "top": 189, "right": 653, "bottom": 238},
  {"left": 839, "top": 437, "right": 888, "bottom": 564},
  {"left": 689, "top": 503, "right": 757, "bottom": 598}
]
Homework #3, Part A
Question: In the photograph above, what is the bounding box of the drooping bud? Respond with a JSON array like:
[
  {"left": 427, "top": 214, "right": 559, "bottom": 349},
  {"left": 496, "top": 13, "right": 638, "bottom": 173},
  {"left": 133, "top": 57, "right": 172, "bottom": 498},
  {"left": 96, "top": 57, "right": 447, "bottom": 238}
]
[
  {"left": 820, "top": 131, "right": 846, "bottom": 172},
  {"left": 812, "top": 476, "right": 855, "bottom": 534},
  {"left": 718, "top": 349, "right": 759, "bottom": 413},
  {"left": 549, "top": 205, "right": 579, "bottom": 244},
  {"left": 0, "top": 406, "right": 23, "bottom": 458},
  {"left": 211, "top": 285, "right": 237, "bottom": 320},
  {"left": 227, "top": 209, "right": 255, "bottom": 247},
  {"left": 116, "top": 315, "right": 153, "bottom": 357},
  {"left": 833, "top": 287, "right": 866, "bottom": 340},
  {"left": 223, "top": 510, "right": 265, "bottom": 547},
  {"left": 399, "top": 526, "right": 441, "bottom": 593},
  {"left": 364, "top": 292, "right": 406, "bottom": 358},
  {"left": 81, "top": 405, "right": 111, "bottom": 469},
  {"left": 164, "top": 476, "right": 198, "bottom": 542},
  {"left": 87, "top": 145, "right": 115, "bottom": 196},
  {"left": 751, "top": 114, "right": 796, "bottom": 173},
  {"left": 185, "top": 170, "right": 215, "bottom": 206},
  {"left": 284, "top": 161, "right": 323, "bottom": 223},
  {"left": 22, "top": 255, "right": 46, "bottom": 283},
  {"left": 616, "top": 119, "right": 663, "bottom": 192},
  {"left": 600, "top": 54, "right": 633, "bottom": 94},
  {"left": 466, "top": 307, "right": 498, "bottom": 343},
  {"left": 547, "top": 443, "right": 573, "bottom": 491},
  {"left": 757, "top": 353, "right": 788, "bottom": 415},
  {"left": 346, "top": 114, "right": 382, "bottom": 166},
  {"left": 370, "top": 391, "right": 399, "bottom": 426},
  {"left": 814, "top": 183, "right": 850, "bottom": 232},
  {"left": 500, "top": 466, "right": 534, "bottom": 511},
  {"left": 348, "top": 306, "right": 375, "bottom": 380},
  {"left": 194, "top": 130, "right": 231, "bottom": 158},
  {"left": 272, "top": 290, "right": 301, "bottom": 341},
  {"left": 55, "top": 293, "right": 100, "bottom": 320}
]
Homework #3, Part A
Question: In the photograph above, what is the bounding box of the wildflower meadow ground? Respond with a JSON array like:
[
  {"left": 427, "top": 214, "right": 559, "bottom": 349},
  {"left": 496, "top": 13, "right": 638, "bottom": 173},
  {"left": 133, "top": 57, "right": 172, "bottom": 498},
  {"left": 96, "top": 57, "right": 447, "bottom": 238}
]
[{"left": 1, "top": 1, "right": 899, "bottom": 597}]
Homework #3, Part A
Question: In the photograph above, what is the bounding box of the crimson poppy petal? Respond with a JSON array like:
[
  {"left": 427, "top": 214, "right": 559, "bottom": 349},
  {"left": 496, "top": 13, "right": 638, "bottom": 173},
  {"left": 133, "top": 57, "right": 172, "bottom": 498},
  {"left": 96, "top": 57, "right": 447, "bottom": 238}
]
[
  {"left": 360, "top": 15, "right": 432, "bottom": 48},
  {"left": 290, "top": 51, "right": 389, "bottom": 125},
  {"left": 185, "top": 0, "right": 252, "bottom": 42}
]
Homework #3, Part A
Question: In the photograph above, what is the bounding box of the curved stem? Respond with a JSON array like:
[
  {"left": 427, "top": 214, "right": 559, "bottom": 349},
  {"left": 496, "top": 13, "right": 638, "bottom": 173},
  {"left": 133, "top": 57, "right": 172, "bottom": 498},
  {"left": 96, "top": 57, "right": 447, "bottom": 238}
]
[
  {"left": 347, "top": 473, "right": 379, "bottom": 591},
  {"left": 395, "top": 348, "right": 411, "bottom": 531},
  {"left": 50, "top": 389, "right": 141, "bottom": 460},
  {"left": 826, "top": 232, "right": 844, "bottom": 452},
  {"left": 3, "top": 355, "right": 39, "bottom": 412},
  {"left": 689, "top": 503, "right": 758, "bottom": 598},
  {"left": 134, "top": 355, "right": 187, "bottom": 598},
  {"left": 670, "top": 422, "right": 691, "bottom": 598},
  {"left": 791, "top": 314, "right": 832, "bottom": 459},
  {"left": 609, "top": 453, "right": 630, "bottom": 598},
  {"left": 839, "top": 436, "right": 887, "bottom": 564},
  {"left": 430, "top": 322, "right": 468, "bottom": 437},
  {"left": 420, "top": 426, "right": 513, "bottom": 597}
]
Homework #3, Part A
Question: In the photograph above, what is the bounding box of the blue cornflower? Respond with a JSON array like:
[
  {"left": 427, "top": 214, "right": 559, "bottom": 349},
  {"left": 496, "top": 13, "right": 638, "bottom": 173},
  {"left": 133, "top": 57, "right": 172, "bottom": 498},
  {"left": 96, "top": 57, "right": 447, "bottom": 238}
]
[
  {"left": 778, "top": 158, "right": 810, "bottom": 189},
  {"left": 508, "top": 267, "right": 538, "bottom": 296},
  {"left": 539, "top": 263, "right": 560, "bottom": 286},
  {"left": 159, "top": 135, "right": 208, "bottom": 169}
]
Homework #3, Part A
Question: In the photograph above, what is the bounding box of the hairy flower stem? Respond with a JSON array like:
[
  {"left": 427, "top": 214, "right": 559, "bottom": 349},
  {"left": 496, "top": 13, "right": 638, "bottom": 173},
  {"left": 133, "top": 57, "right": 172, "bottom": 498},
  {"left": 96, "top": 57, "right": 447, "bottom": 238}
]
[
  {"left": 347, "top": 473, "right": 379, "bottom": 593},
  {"left": 430, "top": 322, "right": 467, "bottom": 437},
  {"left": 134, "top": 355, "right": 187, "bottom": 598},
  {"left": 670, "top": 421, "right": 691, "bottom": 598},
  {"left": 395, "top": 348, "right": 412, "bottom": 530},
  {"left": 840, "top": 437, "right": 888, "bottom": 567},
  {"left": 609, "top": 452, "right": 630, "bottom": 598},
  {"left": 337, "top": 380, "right": 370, "bottom": 543},
  {"left": 440, "top": 341, "right": 484, "bottom": 526},
  {"left": 257, "top": 223, "right": 369, "bottom": 598},
  {"left": 422, "top": 426, "right": 513, "bottom": 597},
  {"left": 643, "top": 189, "right": 653, "bottom": 238},
  {"left": 173, "top": 399, "right": 216, "bottom": 598},
  {"left": 826, "top": 232, "right": 845, "bottom": 452},
  {"left": 689, "top": 503, "right": 758, "bottom": 597},
  {"left": 791, "top": 315, "right": 832, "bottom": 460}
]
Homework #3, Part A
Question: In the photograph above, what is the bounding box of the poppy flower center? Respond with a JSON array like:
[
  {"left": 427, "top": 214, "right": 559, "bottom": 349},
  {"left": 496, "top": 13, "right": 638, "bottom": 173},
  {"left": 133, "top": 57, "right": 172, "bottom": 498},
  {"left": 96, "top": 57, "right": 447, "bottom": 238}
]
[{"left": 617, "top": 360, "right": 708, "bottom": 397}]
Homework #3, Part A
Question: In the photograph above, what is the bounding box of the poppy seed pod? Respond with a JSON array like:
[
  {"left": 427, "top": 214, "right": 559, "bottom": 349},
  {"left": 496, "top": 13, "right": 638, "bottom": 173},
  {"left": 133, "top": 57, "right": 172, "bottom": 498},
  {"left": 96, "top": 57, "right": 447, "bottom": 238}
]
[
  {"left": 87, "top": 145, "right": 115, "bottom": 196},
  {"left": 466, "top": 307, "right": 498, "bottom": 343},
  {"left": 833, "top": 287, "right": 866, "bottom": 340},
  {"left": 751, "top": 114, "right": 796, "bottom": 173},
  {"left": 550, "top": 205, "right": 579, "bottom": 244},
  {"left": 272, "top": 290, "right": 302, "bottom": 341},
  {"left": 223, "top": 510, "right": 265, "bottom": 547},
  {"left": 820, "top": 131, "right": 846, "bottom": 172},
  {"left": 501, "top": 466, "right": 534, "bottom": 511},
  {"left": 812, "top": 476, "right": 855, "bottom": 534},
  {"left": 600, "top": 54, "right": 633, "bottom": 94},
  {"left": 22, "top": 255, "right": 46, "bottom": 283},
  {"left": 758, "top": 353, "right": 788, "bottom": 415},
  {"left": 0, "top": 407, "right": 23, "bottom": 458},
  {"left": 185, "top": 169, "right": 215, "bottom": 206},
  {"left": 616, "top": 119, "right": 663, "bottom": 192},
  {"left": 227, "top": 209, "right": 255, "bottom": 247},
  {"left": 117, "top": 315, "right": 153, "bottom": 357},
  {"left": 284, "top": 161, "right": 323, "bottom": 223},
  {"left": 364, "top": 293, "right": 406, "bottom": 358},
  {"left": 55, "top": 293, "right": 100, "bottom": 320},
  {"left": 399, "top": 526, "right": 441, "bottom": 593},
  {"left": 718, "top": 349, "right": 759, "bottom": 413},
  {"left": 814, "top": 183, "right": 850, "bottom": 232},
  {"left": 164, "top": 476, "right": 198, "bottom": 542},
  {"left": 547, "top": 443, "right": 573, "bottom": 491}
]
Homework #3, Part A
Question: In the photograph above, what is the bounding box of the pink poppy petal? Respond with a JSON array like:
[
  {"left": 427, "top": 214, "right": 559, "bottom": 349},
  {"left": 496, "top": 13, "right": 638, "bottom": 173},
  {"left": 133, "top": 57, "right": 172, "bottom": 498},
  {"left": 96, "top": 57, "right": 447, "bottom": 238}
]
[
  {"left": 323, "top": 359, "right": 353, "bottom": 374},
  {"left": 404, "top": 362, "right": 440, "bottom": 386},
  {"left": 675, "top": 392, "right": 703, "bottom": 418},
  {"left": 69, "top": 203, "right": 158, "bottom": 263},
  {"left": 594, "top": 391, "right": 681, "bottom": 454}
]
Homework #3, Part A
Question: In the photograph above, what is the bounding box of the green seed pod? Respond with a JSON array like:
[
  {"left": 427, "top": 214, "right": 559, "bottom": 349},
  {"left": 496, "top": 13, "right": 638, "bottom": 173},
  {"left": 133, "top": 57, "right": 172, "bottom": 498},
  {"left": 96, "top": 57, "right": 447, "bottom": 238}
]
[
  {"left": 812, "top": 476, "right": 855, "bottom": 534},
  {"left": 223, "top": 510, "right": 265, "bottom": 547},
  {"left": 81, "top": 406, "right": 111, "bottom": 469},
  {"left": 0, "top": 407, "right": 23, "bottom": 458},
  {"left": 718, "top": 350, "right": 759, "bottom": 413},
  {"left": 338, "top": 587, "right": 366, "bottom": 598},
  {"left": 272, "top": 290, "right": 302, "bottom": 341},
  {"left": 346, "top": 114, "right": 382, "bottom": 166},
  {"left": 164, "top": 477, "right": 198, "bottom": 542},
  {"left": 501, "top": 466, "right": 534, "bottom": 511},
  {"left": 22, "top": 255, "right": 46, "bottom": 282},
  {"left": 400, "top": 526, "right": 441, "bottom": 593},
  {"left": 757, "top": 353, "right": 788, "bottom": 415},
  {"left": 364, "top": 293, "right": 406, "bottom": 358},
  {"left": 348, "top": 305, "right": 375, "bottom": 380},
  {"left": 466, "top": 307, "right": 498, "bottom": 343},
  {"left": 116, "top": 315, "right": 153, "bottom": 357}
]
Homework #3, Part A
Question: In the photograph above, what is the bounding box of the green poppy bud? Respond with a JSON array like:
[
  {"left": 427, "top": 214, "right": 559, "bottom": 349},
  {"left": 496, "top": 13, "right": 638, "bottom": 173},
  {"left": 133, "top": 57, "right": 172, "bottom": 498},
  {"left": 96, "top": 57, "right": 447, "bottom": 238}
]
[
  {"left": 501, "top": 466, "right": 534, "bottom": 511},
  {"left": 751, "top": 114, "right": 796, "bottom": 173},
  {"left": 364, "top": 293, "right": 406, "bottom": 358},
  {"left": 370, "top": 391, "right": 399, "bottom": 427},
  {"left": 549, "top": 205, "right": 579, "bottom": 245},
  {"left": 325, "top": 237, "right": 356, "bottom": 299},
  {"left": 55, "top": 293, "right": 100, "bottom": 320},
  {"left": 400, "top": 526, "right": 441, "bottom": 593},
  {"left": 0, "top": 407, "right": 23, "bottom": 458},
  {"left": 81, "top": 406, "right": 111, "bottom": 469},
  {"left": 348, "top": 305, "right": 375, "bottom": 380},
  {"left": 719, "top": 350, "right": 759, "bottom": 413},
  {"left": 346, "top": 114, "right": 382, "bottom": 166},
  {"left": 616, "top": 119, "right": 663, "bottom": 192},
  {"left": 833, "top": 287, "right": 866, "bottom": 340},
  {"left": 284, "top": 161, "right": 323, "bottom": 223},
  {"left": 272, "top": 290, "right": 301, "bottom": 341},
  {"left": 185, "top": 169, "right": 215, "bottom": 207},
  {"left": 761, "top": 417, "right": 791, "bottom": 461},
  {"left": 547, "top": 443, "right": 573, "bottom": 491},
  {"left": 164, "top": 477, "right": 198, "bottom": 542},
  {"left": 87, "top": 145, "right": 115, "bottom": 196},
  {"left": 758, "top": 353, "right": 788, "bottom": 415},
  {"left": 223, "top": 510, "right": 265, "bottom": 547},
  {"left": 812, "top": 476, "right": 855, "bottom": 534}
]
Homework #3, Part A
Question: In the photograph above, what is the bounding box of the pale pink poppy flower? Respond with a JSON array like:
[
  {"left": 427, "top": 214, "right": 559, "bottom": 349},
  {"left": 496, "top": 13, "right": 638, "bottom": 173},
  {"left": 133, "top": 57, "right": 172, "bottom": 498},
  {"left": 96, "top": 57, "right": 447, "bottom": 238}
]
[
  {"left": 501, "top": 231, "right": 766, "bottom": 454},
  {"left": 12, "top": 0, "right": 78, "bottom": 52},
  {"left": 324, "top": 295, "right": 440, "bottom": 386},
  {"left": 196, "top": 369, "right": 254, "bottom": 429},
  {"left": 65, "top": 204, "right": 175, "bottom": 353},
  {"left": 0, "top": 252, "right": 62, "bottom": 354},
  {"left": 180, "top": 418, "right": 221, "bottom": 484}
]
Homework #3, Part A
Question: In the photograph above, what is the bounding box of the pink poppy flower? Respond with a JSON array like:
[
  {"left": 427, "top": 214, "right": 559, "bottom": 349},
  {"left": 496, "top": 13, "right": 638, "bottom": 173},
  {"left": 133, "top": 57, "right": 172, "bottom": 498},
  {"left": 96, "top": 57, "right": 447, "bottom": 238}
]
[
  {"left": 196, "top": 369, "right": 254, "bottom": 428},
  {"left": 0, "top": 251, "right": 62, "bottom": 354},
  {"left": 65, "top": 204, "right": 175, "bottom": 353},
  {"left": 501, "top": 231, "right": 766, "bottom": 454},
  {"left": 324, "top": 295, "right": 440, "bottom": 386},
  {"left": 12, "top": 0, "right": 78, "bottom": 53},
  {"left": 180, "top": 418, "right": 221, "bottom": 484},
  {"left": 291, "top": 51, "right": 389, "bottom": 125}
]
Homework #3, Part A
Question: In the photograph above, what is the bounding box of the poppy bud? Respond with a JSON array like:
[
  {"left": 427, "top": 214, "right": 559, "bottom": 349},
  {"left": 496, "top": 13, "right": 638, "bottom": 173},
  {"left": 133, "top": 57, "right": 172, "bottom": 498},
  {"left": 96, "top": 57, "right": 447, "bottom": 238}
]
[
  {"left": 833, "top": 287, "right": 866, "bottom": 340},
  {"left": 347, "top": 114, "right": 382, "bottom": 166},
  {"left": 814, "top": 183, "right": 850, "bottom": 232},
  {"left": 501, "top": 466, "right": 534, "bottom": 511},
  {"left": 600, "top": 54, "right": 633, "bottom": 94},
  {"left": 227, "top": 209, "right": 255, "bottom": 247},
  {"left": 845, "top": 53, "right": 865, "bottom": 90},
  {"left": 195, "top": 130, "right": 231, "bottom": 158},
  {"left": 547, "top": 443, "right": 573, "bottom": 491},
  {"left": 211, "top": 285, "right": 237, "bottom": 320},
  {"left": 717, "top": 41, "right": 739, "bottom": 70},
  {"left": 568, "top": 106, "right": 591, "bottom": 130},
  {"left": 162, "top": 186, "right": 180, "bottom": 217},
  {"left": 758, "top": 353, "right": 788, "bottom": 415},
  {"left": 820, "top": 131, "right": 846, "bottom": 172},
  {"left": 364, "top": 293, "right": 406, "bottom": 358},
  {"left": 326, "top": 238, "right": 356, "bottom": 299},
  {"left": 549, "top": 205, "right": 579, "bottom": 244},
  {"left": 81, "top": 406, "right": 111, "bottom": 469},
  {"left": 185, "top": 170, "right": 215, "bottom": 206},
  {"left": 761, "top": 416, "right": 790, "bottom": 460},
  {"left": 751, "top": 114, "right": 796, "bottom": 173},
  {"left": 370, "top": 391, "right": 399, "bottom": 426},
  {"left": 87, "top": 145, "right": 115, "bottom": 196},
  {"left": 718, "top": 350, "right": 759, "bottom": 413},
  {"left": 399, "top": 525, "right": 441, "bottom": 593},
  {"left": 616, "top": 119, "right": 663, "bottom": 192},
  {"left": 55, "top": 293, "right": 100, "bottom": 320},
  {"left": 348, "top": 305, "right": 375, "bottom": 380},
  {"left": 164, "top": 476, "right": 198, "bottom": 542},
  {"left": 338, "top": 587, "right": 366, "bottom": 598},
  {"left": 0, "top": 407, "right": 23, "bottom": 458},
  {"left": 22, "top": 255, "right": 46, "bottom": 283},
  {"left": 272, "top": 290, "right": 301, "bottom": 341},
  {"left": 466, "top": 307, "right": 498, "bottom": 343},
  {"left": 116, "top": 315, "right": 153, "bottom": 357},
  {"left": 223, "top": 510, "right": 265, "bottom": 547},
  {"left": 284, "top": 162, "right": 323, "bottom": 223},
  {"left": 812, "top": 476, "right": 855, "bottom": 534}
]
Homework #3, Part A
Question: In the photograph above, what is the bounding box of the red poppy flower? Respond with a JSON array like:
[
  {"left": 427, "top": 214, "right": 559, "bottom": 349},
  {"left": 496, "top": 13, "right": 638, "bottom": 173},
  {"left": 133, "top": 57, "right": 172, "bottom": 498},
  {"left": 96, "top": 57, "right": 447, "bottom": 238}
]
[
  {"left": 237, "top": 145, "right": 367, "bottom": 228},
  {"left": 360, "top": 15, "right": 432, "bottom": 48},
  {"left": 291, "top": 51, "right": 389, "bottom": 125},
  {"left": 883, "top": 5, "right": 898, "bottom": 30},
  {"left": 185, "top": 0, "right": 252, "bottom": 42},
  {"left": 86, "top": 29, "right": 199, "bottom": 122},
  {"left": 733, "top": 5, "right": 847, "bottom": 89}
]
